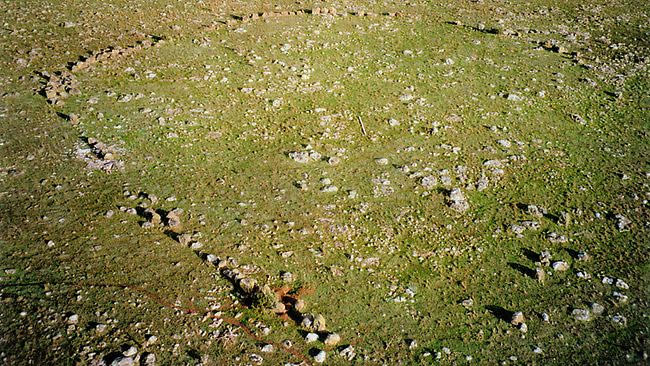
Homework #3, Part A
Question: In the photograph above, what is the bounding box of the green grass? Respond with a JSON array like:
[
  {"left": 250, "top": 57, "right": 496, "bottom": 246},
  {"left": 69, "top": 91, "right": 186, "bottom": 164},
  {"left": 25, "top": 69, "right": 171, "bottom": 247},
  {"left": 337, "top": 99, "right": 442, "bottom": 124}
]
[{"left": 0, "top": 1, "right": 648, "bottom": 365}]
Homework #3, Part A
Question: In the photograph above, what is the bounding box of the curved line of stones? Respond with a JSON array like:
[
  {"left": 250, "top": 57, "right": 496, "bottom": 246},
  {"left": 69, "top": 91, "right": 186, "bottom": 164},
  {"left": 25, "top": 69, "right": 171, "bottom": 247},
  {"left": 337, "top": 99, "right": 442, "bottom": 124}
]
[{"left": 36, "top": 8, "right": 383, "bottom": 362}]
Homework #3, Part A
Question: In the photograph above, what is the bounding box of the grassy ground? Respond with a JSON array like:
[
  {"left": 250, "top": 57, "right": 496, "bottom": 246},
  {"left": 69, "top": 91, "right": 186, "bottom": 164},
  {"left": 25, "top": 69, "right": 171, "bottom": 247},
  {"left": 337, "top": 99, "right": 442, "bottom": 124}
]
[{"left": 0, "top": 0, "right": 648, "bottom": 365}]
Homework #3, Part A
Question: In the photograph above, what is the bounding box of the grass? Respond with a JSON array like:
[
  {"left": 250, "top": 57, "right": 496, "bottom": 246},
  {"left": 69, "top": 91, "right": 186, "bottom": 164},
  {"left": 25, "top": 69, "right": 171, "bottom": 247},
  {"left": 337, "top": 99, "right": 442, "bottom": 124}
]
[{"left": 0, "top": 0, "right": 648, "bottom": 365}]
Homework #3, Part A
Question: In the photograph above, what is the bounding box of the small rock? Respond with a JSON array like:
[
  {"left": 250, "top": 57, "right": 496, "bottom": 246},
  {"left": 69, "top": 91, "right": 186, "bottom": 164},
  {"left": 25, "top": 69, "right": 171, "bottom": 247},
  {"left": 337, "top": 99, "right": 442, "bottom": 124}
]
[
  {"left": 339, "top": 345, "right": 355, "bottom": 360},
  {"left": 540, "top": 250, "right": 552, "bottom": 266},
  {"left": 511, "top": 312, "right": 525, "bottom": 326},
  {"left": 305, "top": 332, "right": 319, "bottom": 343},
  {"left": 375, "top": 157, "right": 389, "bottom": 165},
  {"left": 611, "top": 314, "right": 627, "bottom": 325},
  {"left": 535, "top": 267, "right": 546, "bottom": 283},
  {"left": 572, "top": 308, "right": 591, "bottom": 321},
  {"left": 314, "top": 350, "right": 326, "bottom": 363},
  {"left": 552, "top": 261, "right": 569, "bottom": 271},
  {"left": 324, "top": 333, "right": 341, "bottom": 346},
  {"left": 110, "top": 356, "right": 134, "bottom": 366},
  {"left": 615, "top": 279, "right": 629, "bottom": 290},
  {"left": 261, "top": 344, "right": 274, "bottom": 353},
  {"left": 313, "top": 314, "right": 327, "bottom": 332},
  {"left": 67, "top": 314, "right": 79, "bottom": 325},
  {"left": 461, "top": 298, "right": 474, "bottom": 308},
  {"left": 591, "top": 302, "right": 605, "bottom": 315},
  {"left": 541, "top": 313, "right": 550, "bottom": 322},
  {"left": 239, "top": 278, "right": 257, "bottom": 293},
  {"left": 123, "top": 346, "right": 137, "bottom": 357},
  {"left": 519, "top": 323, "right": 528, "bottom": 333}
]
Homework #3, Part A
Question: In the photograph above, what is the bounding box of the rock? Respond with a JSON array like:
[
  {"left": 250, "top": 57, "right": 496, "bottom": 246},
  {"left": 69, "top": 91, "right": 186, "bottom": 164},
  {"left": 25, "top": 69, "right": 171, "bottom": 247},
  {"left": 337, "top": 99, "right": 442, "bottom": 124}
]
[
  {"left": 67, "top": 314, "right": 79, "bottom": 324},
  {"left": 375, "top": 157, "right": 389, "bottom": 165},
  {"left": 301, "top": 314, "right": 313, "bottom": 328},
  {"left": 591, "top": 302, "right": 605, "bottom": 315},
  {"left": 611, "top": 314, "right": 627, "bottom": 325},
  {"left": 613, "top": 291, "right": 628, "bottom": 303},
  {"left": 327, "top": 156, "right": 340, "bottom": 166},
  {"left": 324, "top": 333, "right": 341, "bottom": 346},
  {"left": 110, "top": 356, "right": 134, "bottom": 366},
  {"left": 261, "top": 344, "right": 274, "bottom": 353},
  {"left": 122, "top": 346, "right": 137, "bottom": 357},
  {"left": 572, "top": 308, "right": 591, "bottom": 321},
  {"left": 615, "top": 214, "right": 631, "bottom": 231},
  {"left": 289, "top": 151, "right": 310, "bottom": 163},
  {"left": 540, "top": 251, "right": 552, "bottom": 266},
  {"left": 448, "top": 188, "right": 469, "bottom": 213},
  {"left": 313, "top": 314, "right": 327, "bottom": 332},
  {"left": 144, "top": 208, "right": 161, "bottom": 225},
  {"left": 511, "top": 312, "right": 525, "bottom": 326},
  {"left": 552, "top": 261, "right": 569, "bottom": 271},
  {"left": 305, "top": 332, "right": 319, "bottom": 343},
  {"left": 314, "top": 350, "right": 326, "bottom": 363},
  {"left": 506, "top": 93, "right": 523, "bottom": 101},
  {"left": 535, "top": 267, "right": 546, "bottom": 283},
  {"left": 576, "top": 250, "right": 590, "bottom": 261},
  {"left": 321, "top": 185, "right": 338, "bottom": 193},
  {"left": 461, "top": 298, "right": 474, "bottom": 308},
  {"left": 239, "top": 278, "right": 257, "bottom": 293},
  {"left": 166, "top": 208, "right": 183, "bottom": 231},
  {"left": 541, "top": 313, "right": 550, "bottom": 322},
  {"left": 387, "top": 118, "right": 400, "bottom": 126},
  {"left": 420, "top": 175, "right": 437, "bottom": 189},
  {"left": 294, "top": 299, "right": 306, "bottom": 312},
  {"left": 519, "top": 323, "right": 528, "bottom": 333},
  {"left": 615, "top": 279, "right": 629, "bottom": 290},
  {"left": 340, "top": 345, "right": 355, "bottom": 360},
  {"left": 189, "top": 241, "right": 203, "bottom": 249},
  {"left": 142, "top": 353, "right": 156, "bottom": 366},
  {"left": 178, "top": 233, "right": 192, "bottom": 246}
]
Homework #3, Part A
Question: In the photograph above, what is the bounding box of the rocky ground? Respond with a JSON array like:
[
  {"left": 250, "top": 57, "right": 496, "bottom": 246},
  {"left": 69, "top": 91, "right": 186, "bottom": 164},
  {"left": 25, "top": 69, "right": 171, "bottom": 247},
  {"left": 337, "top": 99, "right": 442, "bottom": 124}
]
[{"left": 0, "top": 0, "right": 648, "bottom": 365}]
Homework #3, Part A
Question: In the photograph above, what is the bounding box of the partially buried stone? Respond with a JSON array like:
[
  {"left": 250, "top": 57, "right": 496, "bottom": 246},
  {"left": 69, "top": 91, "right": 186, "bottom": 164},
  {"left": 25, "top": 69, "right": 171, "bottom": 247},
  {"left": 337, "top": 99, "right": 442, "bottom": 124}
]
[
  {"left": 313, "top": 314, "right": 327, "bottom": 332},
  {"left": 572, "top": 308, "right": 591, "bottom": 321},
  {"left": 511, "top": 312, "right": 525, "bottom": 326},
  {"left": 324, "top": 333, "right": 341, "bottom": 346},
  {"left": 314, "top": 350, "right": 326, "bottom": 363}
]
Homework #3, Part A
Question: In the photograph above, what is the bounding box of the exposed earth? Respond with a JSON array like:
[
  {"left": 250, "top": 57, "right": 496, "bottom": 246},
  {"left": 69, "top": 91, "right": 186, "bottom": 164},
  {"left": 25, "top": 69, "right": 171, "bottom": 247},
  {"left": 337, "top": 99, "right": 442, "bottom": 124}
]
[{"left": 0, "top": 0, "right": 648, "bottom": 365}]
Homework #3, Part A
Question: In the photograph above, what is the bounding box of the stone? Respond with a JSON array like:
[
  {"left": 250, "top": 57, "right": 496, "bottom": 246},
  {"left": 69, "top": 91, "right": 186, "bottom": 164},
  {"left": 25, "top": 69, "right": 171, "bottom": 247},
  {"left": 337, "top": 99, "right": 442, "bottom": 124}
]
[
  {"left": 294, "top": 299, "right": 306, "bottom": 312},
  {"left": 511, "top": 312, "right": 525, "bottom": 326},
  {"left": 122, "top": 346, "right": 137, "bottom": 357},
  {"left": 305, "top": 332, "right": 319, "bottom": 343},
  {"left": 535, "top": 267, "right": 546, "bottom": 283},
  {"left": 314, "top": 350, "right": 326, "bottom": 363},
  {"left": 591, "top": 302, "right": 605, "bottom": 315},
  {"left": 340, "top": 345, "right": 355, "bottom": 360},
  {"left": 448, "top": 188, "right": 469, "bottom": 213},
  {"left": 321, "top": 185, "right": 338, "bottom": 193},
  {"left": 615, "top": 279, "right": 629, "bottom": 290},
  {"left": 142, "top": 353, "right": 156, "bottom": 366},
  {"left": 461, "top": 298, "right": 474, "bottom": 308},
  {"left": 261, "top": 344, "right": 274, "bottom": 353},
  {"left": 615, "top": 214, "right": 631, "bottom": 231},
  {"left": 420, "top": 175, "right": 437, "bottom": 189},
  {"left": 110, "top": 356, "right": 134, "bottom": 366},
  {"left": 327, "top": 156, "right": 340, "bottom": 166},
  {"left": 289, "top": 151, "right": 310, "bottom": 163},
  {"left": 519, "top": 323, "right": 528, "bottom": 333},
  {"left": 540, "top": 251, "right": 551, "bottom": 266},
  {"left": 572, "top": 308, "right": 591, "bottom": 321},
  {"left": 313, "top": 314, "right": 327, "bottom": 332},
  {"left": 178, "top": 233, "right": 192, "bottom": 246},
  {"left": 552, "top": 261, "right": 569, "bottom": 271},
  {"left": 375, "top": 157, "right": 389, "bottom": 165},
  {"left": 239, "top": 278, "right": 257, "bottom": 293},
  {"left": 324, "top": 333, "right": 341, "bottom": 346},
  {"left": 166, "top": 208, "right": 183, "bottom": 231},
  {"left": 144, "top": 208, "right": 161, "bottom": 225}
]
